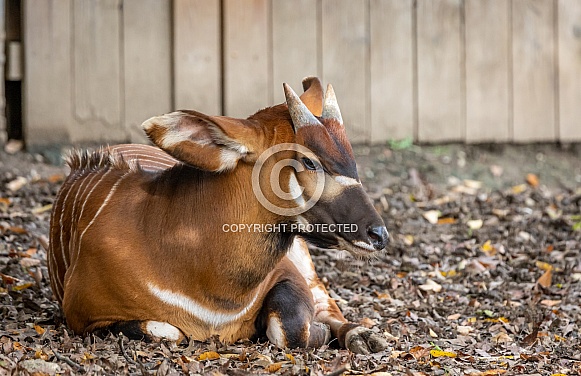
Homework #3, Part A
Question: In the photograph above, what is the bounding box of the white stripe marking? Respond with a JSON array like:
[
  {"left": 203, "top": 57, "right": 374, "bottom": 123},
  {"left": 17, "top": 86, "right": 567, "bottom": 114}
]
[
  {"left": 58, "top": 175, "right": 83, "bottom": 269},
  {"left": 67, "top": 170, "right": 133, "bottom": 283},
  {"left": 49, "top": 186, "right": 66, "bottom": 299},
  {"left": 288, "top": 173, "right": 305, "bottom": 207},
  {"left": 69, "top": 172, "right": 102, "bottom": 262},
  {"left": 148, "top": 283, "right": 260, "bottom": 328},
  {"left": 72, "top": 169, "right": 113, "bottom": 258}
]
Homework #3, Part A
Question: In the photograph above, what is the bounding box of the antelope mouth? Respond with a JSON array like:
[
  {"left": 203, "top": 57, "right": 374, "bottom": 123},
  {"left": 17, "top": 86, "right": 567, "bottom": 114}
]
[{"left": 336, "top": 237, "right": 382, "bottom": 257}]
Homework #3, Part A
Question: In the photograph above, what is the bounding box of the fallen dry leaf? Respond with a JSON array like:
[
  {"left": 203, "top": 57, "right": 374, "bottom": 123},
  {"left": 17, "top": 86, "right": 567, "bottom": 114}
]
[
  {"left": 402, "top": 234, "right": 414, "bottom": 245},
  {"left": 464, "top": 179, "right": 483, "bottom": 189},
  {"left": 34, "top": 325, "right": 46, "bottom": 335},
  {"left": 32, "top": 204, "right": 53, "bottom": 214},
  {"left": 8, "top": 226, "right": 28, "bottom": 235},
  {"left": 4, "top": 139, "right": 23, "bottom": 154},
  {"left": 6, "top": 177, "right": 28, "bottom": 192},
  {"left": 20, "top": 258, "right": 41, "bottom": 268},
  {"left": 360, "top": 317, "right": 376, "bottom": 328},
  {"left": 511, "top": 184, "right": 527, "bottom": 194},
  {"left": 437, "top": 217, "right": 457, "bottom": 225},
  {"left": 492, "top": 332, "right": 512, "bottom": 344},
  {"left": 12, "top": 282, "right": 35, "bottom": 291},
  {"left": 457, "top": 326, "right": 474, "bottom": 335},
  {"left": 430, "top": 349, "right": 456, "bottom": 358},
  {"left": 266, "top": 362, "right": 285, "bottom": 373},
  {"left": 489, "top": 164, "right": 503, "bottom": 177},
  {"left": 0, "top": 273, "right": 19, "bottom": 284},
  {"left": 408, "top": 346, "right": 431, "bottom": 362},
  {"left": 467, "top": 219, "right": 483, "bottom": 230},
  {"left": 535, "top": 261, "right": 553, "bottom": 271},
  {"left": 419, "top": 279, "right": 442, "bottom": 293},
  {"left": 197, "top": 351, "right": 220, "bottom": 361},
  {"left": 526, "top": 173, "right": 539, "bottom": 187},
  {"left": 537, "top": 269, "right": 552, "bottom": 288},
  {"left": 467, "top": 370, "right": 507, "bottom": 376},
  {"left": 423, "top": 210, "right": 440, "bottom": 224}
]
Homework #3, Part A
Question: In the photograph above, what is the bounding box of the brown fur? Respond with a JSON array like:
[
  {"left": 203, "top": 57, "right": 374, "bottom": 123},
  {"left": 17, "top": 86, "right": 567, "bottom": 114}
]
[{"left": 48, "top": 77, "right": 388, "bottom": 352}]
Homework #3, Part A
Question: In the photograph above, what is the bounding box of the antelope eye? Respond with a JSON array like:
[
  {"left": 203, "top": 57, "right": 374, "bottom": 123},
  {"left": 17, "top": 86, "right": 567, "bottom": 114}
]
[{"left": 301, "top": 157, "right": 318, "bottom": 171}]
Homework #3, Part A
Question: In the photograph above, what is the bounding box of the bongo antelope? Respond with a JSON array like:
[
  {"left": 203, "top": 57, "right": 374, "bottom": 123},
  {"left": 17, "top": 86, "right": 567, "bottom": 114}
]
[{"left": 48, "top": 77, "right": 389, "bottom": 353}]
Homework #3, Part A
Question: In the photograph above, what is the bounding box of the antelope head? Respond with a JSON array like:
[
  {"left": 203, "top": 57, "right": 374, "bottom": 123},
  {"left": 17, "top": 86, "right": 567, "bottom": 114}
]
[
  {"left": 141, "top": 77, "right": 388, "bottom": 257},
  {"left": 281, "top": 78, "right": 389, "bottom": 256}
]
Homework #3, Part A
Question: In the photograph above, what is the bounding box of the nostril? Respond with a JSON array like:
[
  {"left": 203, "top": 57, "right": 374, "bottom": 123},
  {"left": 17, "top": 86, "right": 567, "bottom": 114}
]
[{"left": 366, "top": 226, "right": 389, "bottom": 250}]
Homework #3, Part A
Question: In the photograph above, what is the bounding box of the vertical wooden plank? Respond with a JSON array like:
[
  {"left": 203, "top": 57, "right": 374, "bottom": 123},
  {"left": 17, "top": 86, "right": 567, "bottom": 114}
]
[
  {"left": 23, "top": 0, "right": 73, "bottom": 146},
  {"left": 417, "top": 0, "right": 463, "bottom": 142},
  {"left": 322, "top": 0, "right": 369, "bottom": 143},
  {"left": 173, "top": 0, "right": 221, "bottom": 115},
  {"left": 369, "top": 0, "right": 414, "bottom": 143},
  {"left": 0, "top": 0, "right": 5, "bottom": 143},
  {"left": 124, "top": 0, "right": 172, "bottom": 143},
  {"left": 558, "top": 0, "right": 581, "bottom": 141},
  {"left": 512, "top": 0, "right": 556, "bottom": 141},
  {"left": 271, "top": 0, "right": 318, "bottom": 105},
  {"left": 71, "top": 0, "right": 124, "bottom": 143},
  {"left": 223, "top": 0, "right": 270, "bottom": 118},
  {"left": 465, "top": 0, "right": 510, "bottom": 142}
]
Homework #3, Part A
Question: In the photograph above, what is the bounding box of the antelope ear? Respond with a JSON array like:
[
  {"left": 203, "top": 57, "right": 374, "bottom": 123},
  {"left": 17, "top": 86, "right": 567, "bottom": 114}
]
[
  {"left": 300, "top": 76, "right": 324, "bottom": 116},
  {"left": 142, "top": 110, "right": 262, "bottom": 172}
]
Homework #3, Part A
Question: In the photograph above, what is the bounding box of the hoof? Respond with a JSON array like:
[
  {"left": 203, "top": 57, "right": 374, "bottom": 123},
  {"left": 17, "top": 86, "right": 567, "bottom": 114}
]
[{"left": 344, "top": 326, "right": 388, "bottom": 354}]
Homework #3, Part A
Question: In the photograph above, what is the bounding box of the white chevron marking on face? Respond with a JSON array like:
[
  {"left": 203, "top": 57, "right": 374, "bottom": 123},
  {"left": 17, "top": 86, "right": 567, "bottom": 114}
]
[{"left": 334, "top": 175, "right": 360, "bottom": 186}]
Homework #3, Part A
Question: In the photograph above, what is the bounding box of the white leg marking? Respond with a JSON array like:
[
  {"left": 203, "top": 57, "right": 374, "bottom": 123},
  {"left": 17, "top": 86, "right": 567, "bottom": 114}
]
[
  {"left": 266, "top": 314, "right": 287, "bottom": 348},
  {"left": 147, "top": 283, "right": 259, "bottom": 328},
  {"left": 145, "top": 321, "right": 182, "bottom": 341},
  {"left": 334, "top": 175, "right": 361, "bottom": 186}
]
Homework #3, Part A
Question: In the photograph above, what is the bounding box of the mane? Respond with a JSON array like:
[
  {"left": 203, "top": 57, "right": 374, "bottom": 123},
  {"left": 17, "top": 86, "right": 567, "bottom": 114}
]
[{"left": 65, "top": 147, "right": 140, "bottom": 173}]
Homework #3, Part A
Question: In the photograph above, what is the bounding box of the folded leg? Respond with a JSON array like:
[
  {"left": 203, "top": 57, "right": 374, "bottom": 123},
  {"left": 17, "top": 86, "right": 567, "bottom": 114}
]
[{"left": 286, "top": 238, "right": 388, "bottom": 353}]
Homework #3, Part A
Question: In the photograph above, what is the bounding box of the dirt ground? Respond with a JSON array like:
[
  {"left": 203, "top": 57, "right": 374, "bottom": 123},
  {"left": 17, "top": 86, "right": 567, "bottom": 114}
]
[{"left": 1, "top": 142, "right": 580, "bottom": 375}]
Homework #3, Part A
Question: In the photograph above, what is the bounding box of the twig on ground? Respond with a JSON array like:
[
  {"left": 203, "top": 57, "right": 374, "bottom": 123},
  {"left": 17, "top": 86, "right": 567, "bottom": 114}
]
[
  {"left": 327, "top": 365, "right": 350, "bottom": 376},
  {"left": 52, "top": 348, "right": 86, "bottom": 373},
  {"left": 118, "top": 335, "right": 152, "bottom": 375}
]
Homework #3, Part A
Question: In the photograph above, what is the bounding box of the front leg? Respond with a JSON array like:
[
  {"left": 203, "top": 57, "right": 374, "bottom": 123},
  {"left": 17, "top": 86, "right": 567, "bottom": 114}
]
[
  {"left": 287, "top": 238, "right": 388, "bottom": 354},
  {"left": 255, "top": 276, "right": 331, "bottom": 349}
]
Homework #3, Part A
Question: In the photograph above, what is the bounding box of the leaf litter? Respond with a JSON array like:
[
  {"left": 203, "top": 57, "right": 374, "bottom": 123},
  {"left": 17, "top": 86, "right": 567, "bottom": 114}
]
[{"left": 1, "top": 143, "right": 580, "bottom": 375}]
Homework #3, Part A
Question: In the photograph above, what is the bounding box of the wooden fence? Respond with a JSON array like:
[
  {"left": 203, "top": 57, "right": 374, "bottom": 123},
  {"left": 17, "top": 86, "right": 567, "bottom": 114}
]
[{"left": 22, "top": 0, "right": 581, "bottom": 148}]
